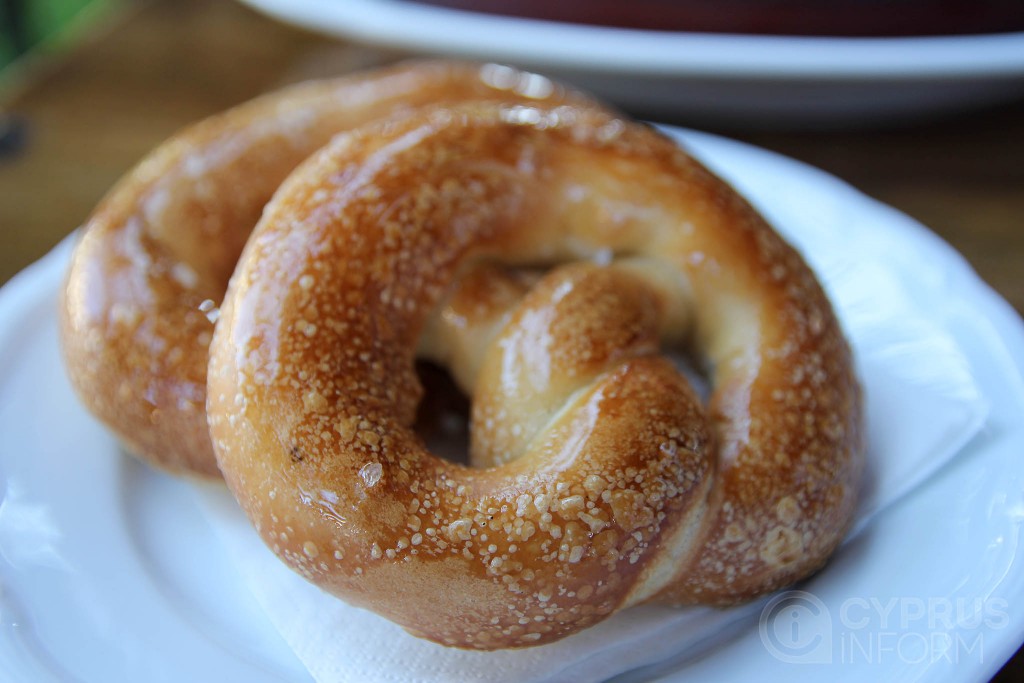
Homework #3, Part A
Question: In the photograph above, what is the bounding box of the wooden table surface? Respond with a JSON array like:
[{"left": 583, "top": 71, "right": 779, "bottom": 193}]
[{"left": 1, "top": 0, "right": 1022, "bottom": 678}]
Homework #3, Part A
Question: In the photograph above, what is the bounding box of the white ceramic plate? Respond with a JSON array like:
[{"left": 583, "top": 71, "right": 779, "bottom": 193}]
[
  {"left": 237, "top": 0, "right": 1024, "bottom": 125},
  {"left": 1, "top": 128, "right": 1023, "bottom": 682}
]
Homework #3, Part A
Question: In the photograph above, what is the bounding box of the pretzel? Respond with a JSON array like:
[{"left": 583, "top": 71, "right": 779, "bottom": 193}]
[
  {"left": 207, "top": 100, "right": 864, "bottom": 649},
  {"left": 60, "top": 60, "right": 583, "bottom": 477}
]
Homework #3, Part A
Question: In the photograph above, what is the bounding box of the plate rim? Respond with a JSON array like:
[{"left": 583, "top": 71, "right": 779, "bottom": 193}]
[{"left": 237, "top": 0, "right": 1024, "bottom": 79}]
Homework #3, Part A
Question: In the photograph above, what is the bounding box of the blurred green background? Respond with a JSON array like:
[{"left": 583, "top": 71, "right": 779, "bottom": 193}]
[{"left": 1, "top": 0, "right": 120, "bottom": 72}]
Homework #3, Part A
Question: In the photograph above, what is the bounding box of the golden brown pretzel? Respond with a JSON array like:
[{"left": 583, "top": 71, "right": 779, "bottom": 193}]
[
  {"left": 60, "top": 61, "right": 585, "bottom": 477},
  {"left": 207, "top": 101, "right": 864, "bottom": 649}
]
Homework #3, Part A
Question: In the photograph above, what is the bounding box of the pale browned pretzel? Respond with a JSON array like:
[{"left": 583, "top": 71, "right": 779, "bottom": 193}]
[
  {"left": 60, "top": 60, "right": 585, "bottom": 477},
  {"left": 207, "top": 100, "right": 864, "bottom": 649}
]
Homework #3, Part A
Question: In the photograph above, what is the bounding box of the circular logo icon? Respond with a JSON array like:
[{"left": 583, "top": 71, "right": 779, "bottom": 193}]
[{"left": 759, "top": 590, "right": 833, "bottom": 664}]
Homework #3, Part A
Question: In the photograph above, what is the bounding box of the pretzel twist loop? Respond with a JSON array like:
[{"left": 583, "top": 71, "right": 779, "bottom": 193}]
[
  {"left": 207, "top": 100, "right": 863, "bottom": 649},
  {"left": 60, "top": 61, "right": 586, "bottom": 477}
]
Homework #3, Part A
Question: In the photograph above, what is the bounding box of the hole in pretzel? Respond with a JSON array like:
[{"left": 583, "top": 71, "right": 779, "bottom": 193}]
[
  {"left": 665, "top": 349, "right": 712, "bottom": 405},
  {"left": 412, "top": 360, "right": 471, "bottom": 465}
]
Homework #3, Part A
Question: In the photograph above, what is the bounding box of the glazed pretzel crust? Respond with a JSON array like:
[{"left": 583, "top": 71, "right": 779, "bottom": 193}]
[
  {"left": 207, "top": 101, "right": 863, "bottom": 649},
  {"left": 60, "top": 61, "right": 585, "bottom": 476}
]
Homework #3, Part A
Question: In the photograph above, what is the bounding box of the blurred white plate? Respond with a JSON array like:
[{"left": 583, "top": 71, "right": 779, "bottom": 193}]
[
  {"left": 1, "top": 128, "right": 1023, "bottom": 682},
  {"left": 237, "top": 0, "right": 1024, "bottom": 125}
]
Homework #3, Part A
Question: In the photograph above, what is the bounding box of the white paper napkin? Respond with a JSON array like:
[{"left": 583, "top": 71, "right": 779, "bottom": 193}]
[{"left": 193, "top": 135, "right": 990, "bottom": 683}]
